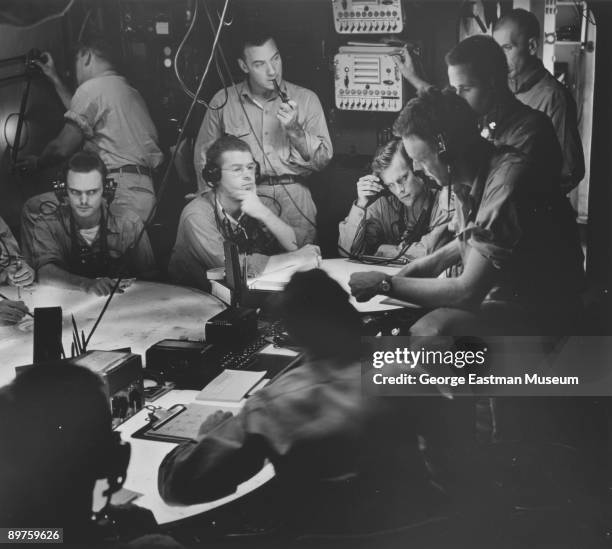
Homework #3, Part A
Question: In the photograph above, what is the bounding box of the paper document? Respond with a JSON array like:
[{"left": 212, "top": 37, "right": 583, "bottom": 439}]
[
  {"left": 259, "top": 343, "right": 300, "bottom": 357},
  {"left": 195, "top": 369, "right": 267, "bottom": 403}
]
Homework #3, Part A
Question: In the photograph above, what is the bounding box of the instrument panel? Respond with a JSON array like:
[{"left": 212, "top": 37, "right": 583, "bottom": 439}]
[
  {"left": 334, "top": 45, "right": 404, "bottom": 112},
  {"left": 332, "top": 0, "right": 404, "bottom": 34}
]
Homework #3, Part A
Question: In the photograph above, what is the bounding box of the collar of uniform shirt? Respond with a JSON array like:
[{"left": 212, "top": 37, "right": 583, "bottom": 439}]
[
  {"left": 215, "top": 197, "right": 246, "bottom": 227},
  {"left": 240, "top": 79, "right": 288, "bottom": 104},
  {"left": 63, "top": 204, "right": 121, "bottom": 236},
  {"left": 510, "top": 57, "right": 546, "bottom": 95}
]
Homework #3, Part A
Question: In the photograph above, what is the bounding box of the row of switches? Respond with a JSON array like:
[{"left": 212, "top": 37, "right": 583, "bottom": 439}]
[{"left": 337, "top": 21, "right": 399, "bottom": 32}]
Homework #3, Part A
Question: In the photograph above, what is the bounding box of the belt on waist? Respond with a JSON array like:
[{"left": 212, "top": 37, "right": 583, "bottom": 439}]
[
  {"left": 258, "top": 174, "right": 306, "bottom": 186},
  {"left": 108, "top": 164, "right": 153, "bottom": 177}
]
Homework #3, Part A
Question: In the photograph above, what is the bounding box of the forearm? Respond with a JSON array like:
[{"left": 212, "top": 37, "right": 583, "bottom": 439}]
[
  {"left": 50, "top": 76, "right": 72, "bottom": 110},
  {"left": 388, "top": 275, "right": 475, "bottom": 309},
  {"left": 38, "top": 264, "right": 90, "bottom": 291},
  {"left": 259, "top": 210, "right": 298, "bottom": 251},
  {"left": 398, "top": 239, "right": 460, "bottom": 278},
  {"left": 338, "top": 205, "right": 368, "bottom": 255},
  {"left": 406, "top": 74, "right": 431, "bottom": 93}
]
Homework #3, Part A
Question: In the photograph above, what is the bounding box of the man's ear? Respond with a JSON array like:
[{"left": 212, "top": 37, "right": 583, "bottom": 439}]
[
  {"left": 238, "top": 58, "right": 249, "bottom": 75},
  {"left": 84, "top": 50, "right": 93, "bottom": 66},
  {"left": 527, "top": 37, "right": 538, "bottom": 56}
]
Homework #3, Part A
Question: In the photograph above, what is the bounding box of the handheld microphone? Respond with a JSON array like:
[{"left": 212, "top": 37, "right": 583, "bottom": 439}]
[{"left": 273, "top": 79, "right": 289, "bottom": 103}]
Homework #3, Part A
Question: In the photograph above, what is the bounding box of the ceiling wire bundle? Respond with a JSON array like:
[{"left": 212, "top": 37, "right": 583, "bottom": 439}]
[
  {"left": 84, "top": 0, "right": 231, "bottom": 350},
  {"left": 173, "top": 0, "right": 229, "bottom": 110}
]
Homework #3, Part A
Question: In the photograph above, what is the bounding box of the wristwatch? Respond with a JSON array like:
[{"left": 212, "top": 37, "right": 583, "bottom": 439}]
[{"left": 378, "top": 275, "right": 393, "bottom": 295}]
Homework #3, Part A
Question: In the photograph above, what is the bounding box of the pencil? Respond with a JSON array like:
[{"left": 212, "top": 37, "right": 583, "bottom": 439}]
[{"left": 0, "top": 291, "right": 34, "bottom": 318}]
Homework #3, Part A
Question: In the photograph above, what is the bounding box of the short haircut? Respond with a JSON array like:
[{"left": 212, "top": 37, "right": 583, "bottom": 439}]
[
  {"left": 278, "top": 269, "right": 361, "bottom": 360},
  {"left": 206, "top": 134, "right": 252, "bottom": 167},
  {"left": 393, "top": 87, "right": 479, "bottom": 151},
  {"left": 67, "top": 150, "right": 107, "bottom": 181},
  {"left": 239, "top": 28, "right": 277, "bottom": 59},
  {"left": 76, "top": 32, "right": 118, "bottom": 66},
  {"left": 494, "top": 8, "right": 541, "bottom": 41},
  {"left": 445, "top": 35, "right": 509, "bottom": 93},
  {"left": 371, "top": 138, "right": 411, "bottom": 177}
]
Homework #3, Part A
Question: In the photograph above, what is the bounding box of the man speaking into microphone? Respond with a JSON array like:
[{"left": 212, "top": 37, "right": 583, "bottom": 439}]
[{"left": 194, "top": 29, "right": 333, "bottom": 246}]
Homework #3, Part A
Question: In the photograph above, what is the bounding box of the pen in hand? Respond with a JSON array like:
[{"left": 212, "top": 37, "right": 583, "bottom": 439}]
[{"left": 0, "top": 291, "right": 34, "bottom": 318}]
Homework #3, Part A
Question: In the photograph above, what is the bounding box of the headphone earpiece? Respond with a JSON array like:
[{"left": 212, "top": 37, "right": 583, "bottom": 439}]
[
  {"left": 53, "top": 178, "right": 68, "bottom": 203},
  {"left": 203, "top": 162, "right": 222, "bottom": 188},
  {"left": 436, "top": 134, "right": 447, "bottom": 156},
  {"left": 103, "top": 178, "right": 117, "bottom": 204}
]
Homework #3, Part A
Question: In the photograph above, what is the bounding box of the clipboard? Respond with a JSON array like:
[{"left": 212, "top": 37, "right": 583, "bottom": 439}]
[{"left": 131, "top": 402, "right": 236, "bottom": 443}]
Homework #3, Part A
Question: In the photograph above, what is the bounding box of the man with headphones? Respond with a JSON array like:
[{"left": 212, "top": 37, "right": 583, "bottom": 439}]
[
  {"left": 193, "top": 29, "right": 333, "bottom": 246},
  {"left": 169, "top": 135, "right": 321, "bottom": 290},
  {"left": 17, "top": 33, "right": 163, "bottom": 222},
  {"left": 0, "top": 362, "right": 182, "bottom": 547},
  {"left": 349, "top": 89, "right": 584, "bottom": 336},
  {"left": 396, "top": 35, "right": 565, "bottom": 197},
  {"left": 21, "top": 151, "right": 157, "bottom": 296},
  {"left": 338, "top": 138, "right": 453, "bottom": 260}
]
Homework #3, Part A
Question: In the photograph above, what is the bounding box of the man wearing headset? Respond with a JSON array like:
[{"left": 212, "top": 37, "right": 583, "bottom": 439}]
[
  {"left": 21, "top": 151, "right": 157, "bottom": 296},
  {"left": 349, "top": 89, "right": 584, "bottom": 335},
  {"left": 193, "top": 29, "right": 333, "bottom": 246},
  {"left": 338, "top": 138, "right": 452, "bottom": 260},
  {"left": 18, "top": 33, "right": 163, "bottom": 222},
  {"left": 395, "top": 35, "right": 564, "bottom": 197},
  {"left": 169, "top": 135, "right": 321, "bottom": 291},
  {"left": 0, "top": 217, "right": 34, "bottom": 325}
]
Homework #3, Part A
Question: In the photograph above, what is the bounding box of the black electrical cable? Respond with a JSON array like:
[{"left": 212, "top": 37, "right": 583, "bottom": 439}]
[
  {"left": 173, "top": 0, "right": 228, "bottom": 110},
  {"left": 339, "top": 198, "right": 452, "bottom": 266},
  {"left": 85, "top": 0, "right": 231, "bottom": 348}
]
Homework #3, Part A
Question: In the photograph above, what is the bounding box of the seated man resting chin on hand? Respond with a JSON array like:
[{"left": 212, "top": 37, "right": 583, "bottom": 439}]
[{"left": 169, "top": 135, "right": 321, "bottom": 291}]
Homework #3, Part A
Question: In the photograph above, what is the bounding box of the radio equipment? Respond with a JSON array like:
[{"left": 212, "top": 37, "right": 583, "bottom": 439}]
[
  {"left": 334, "top": 44, "right": 404, "bottom": 112},
  {"left": 331, "top": 0, "right": 404, "bottom": 34},
  {"left": 73, "top": 351, "right": 144, "bottom": 428}
]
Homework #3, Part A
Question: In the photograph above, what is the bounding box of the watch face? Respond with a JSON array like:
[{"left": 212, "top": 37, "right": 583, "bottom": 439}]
[{"left": 381, "top": 279, "right": 391, "bottom": 293}]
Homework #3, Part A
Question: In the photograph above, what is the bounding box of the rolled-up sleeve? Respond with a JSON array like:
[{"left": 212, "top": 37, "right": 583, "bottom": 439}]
[
  {"left": 21, "top": 216, "right": 68, "bottom": 271},
  {"left": 460, "top": 162, "right": 522, "bottom": 269},
  {"left": 338, "top": 203, "right": 370, "bottom": 255},
  {"left": 65, "top": 82, "right": 100, "bottom": 138},
  {"left": 288, "top": 92, "right": 333, "bottom": 172}
]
